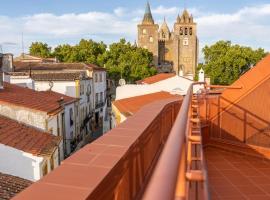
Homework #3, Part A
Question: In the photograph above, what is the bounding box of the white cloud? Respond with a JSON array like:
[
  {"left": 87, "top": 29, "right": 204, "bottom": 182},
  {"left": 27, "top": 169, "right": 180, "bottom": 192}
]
[
  {"left": 196, "top": 4, "right": 270, "bottom": 50},
  {"left": 0, "top": 4, "right": 270, "bottom": 56}
]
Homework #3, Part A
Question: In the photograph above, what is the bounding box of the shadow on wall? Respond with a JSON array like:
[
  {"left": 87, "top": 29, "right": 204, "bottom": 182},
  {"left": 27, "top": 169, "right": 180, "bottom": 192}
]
[{"left": 202, "top": 94, "right": 270, "bottom": 160}]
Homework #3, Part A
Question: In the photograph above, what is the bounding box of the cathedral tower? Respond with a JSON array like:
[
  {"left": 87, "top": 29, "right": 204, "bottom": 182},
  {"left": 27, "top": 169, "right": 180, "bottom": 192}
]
[
  {"left": 137, "top": 2, "right": 159, "bottom": 66},
  {"left": 173, "top": 10, "right": 199, "bottom": 76},
  {"left": 137, "top": 3, "right": 199, "bottom": 77}
]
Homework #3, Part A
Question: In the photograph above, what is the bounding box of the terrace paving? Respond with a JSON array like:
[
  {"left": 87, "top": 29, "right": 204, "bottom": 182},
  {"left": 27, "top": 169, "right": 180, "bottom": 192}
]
[{"left": 205, "top": 147, "right": 270, "bottom": 200}]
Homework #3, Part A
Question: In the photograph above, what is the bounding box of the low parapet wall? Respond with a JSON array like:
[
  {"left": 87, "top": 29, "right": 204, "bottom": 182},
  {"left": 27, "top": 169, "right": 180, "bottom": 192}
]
[{"left": 14, "top": 97, "right": 182, "bottom": 200}]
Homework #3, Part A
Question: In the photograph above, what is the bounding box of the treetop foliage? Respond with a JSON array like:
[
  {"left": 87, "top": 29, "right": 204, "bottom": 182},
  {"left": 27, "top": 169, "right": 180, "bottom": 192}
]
[
  {"left": 29, "top": 39, "right": 156, "bottom": 84},
  {"left": 200, "top": 41, "right": 267, "bottom": 85}
]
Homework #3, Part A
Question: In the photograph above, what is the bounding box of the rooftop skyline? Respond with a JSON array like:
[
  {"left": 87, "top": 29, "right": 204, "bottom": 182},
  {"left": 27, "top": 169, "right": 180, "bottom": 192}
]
[{"left": 0, "top": 0, "right": 270, "bottom": 58}]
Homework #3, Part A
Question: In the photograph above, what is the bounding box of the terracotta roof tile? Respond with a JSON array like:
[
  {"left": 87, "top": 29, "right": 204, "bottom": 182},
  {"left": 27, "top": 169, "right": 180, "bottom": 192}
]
[
  {"left": 113, "top": 91, "right": 182, "bottom": 115},
  {"left": 0, "top": 82, "right": 77, "bottom": 114},
  {"left": 136, "top": 73, "right": 175, "bottom": 84},
  {"left": 13, "top": 62, "right": 106, "bottom": 72},
  {"left": 0, "top": 172, "right": 32, "bottom": 200},
  {"left": 221, "top": 54, "right": 270, "bottom": 107},
  {"left": 0, "top": 115, "right": 61, "bottom": 157}
]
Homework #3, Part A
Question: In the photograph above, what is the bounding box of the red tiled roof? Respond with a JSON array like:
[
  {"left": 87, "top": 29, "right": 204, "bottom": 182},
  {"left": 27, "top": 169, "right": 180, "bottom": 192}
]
[
  {"left": 13, "top": 62, "right": 106, "bottom": 72},
  {"left": 113, "top": 91, "right": 182, "bottom": 116},
  {"left": 0, "top": 172, "right": 32, "bottom": 200},
  {"left": 136, "top": 73, "right": 175, "bottom": 84},
  {"left": 0, "top": 82, "right": 77, "bottom": 115},
  {"left": 221, "top": 54, "right": 270, "bottom": 107},
  {"left": 0, "top": 115, "right": 61, "bottom": 157}
]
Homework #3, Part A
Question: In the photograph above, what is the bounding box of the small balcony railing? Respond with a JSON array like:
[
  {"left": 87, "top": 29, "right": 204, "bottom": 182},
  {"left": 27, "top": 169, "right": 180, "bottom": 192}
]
[{"left": 95, "top": 101, "right": 104, "bottom": 109}]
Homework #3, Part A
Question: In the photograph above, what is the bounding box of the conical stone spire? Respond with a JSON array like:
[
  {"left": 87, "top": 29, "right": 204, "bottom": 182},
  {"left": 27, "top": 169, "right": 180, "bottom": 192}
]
[{"left": 142, "top": 1, "right": 154, "bottom": 24}]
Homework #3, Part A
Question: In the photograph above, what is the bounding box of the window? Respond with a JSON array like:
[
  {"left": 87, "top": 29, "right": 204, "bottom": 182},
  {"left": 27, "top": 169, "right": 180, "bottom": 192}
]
[
  {"left": 50, "top": 156, "right": 54, "bottom": 170},
  {"left": 180, "top": 27, "right": 183, "bottom": 35},
  {"left": 42, "top": 161, "right": 48, "bottom": 176},
  {"left": 99, "top": 73, "right": 102, "bottom": 82},
  {"left": 189, "top": 27, "right": 193, "bottom": 35},
  {"left": 100, "top": 92, "right": 103, "bottom": 102},
  {"left": 95, "top": 74, "right": 98, "bottom": 83},
  {"left": 183, "top": 38, "right": 189, "bottom": 46},
  {"left": 162, "top": 32, "right": 166, "bottom": 39},
  {"left": 149, "top": 36, "right": 153, "bottom": 43},
  {"left": 95, "top": 93, "right": 99, "bottom": 104},
  {"left": 185, "top": 27, "right": 188, "bottom": 35},
  {"left": 80, "top": 84, "right": 84, "bottom": 95},
  {"left": 69, "top": 108, "right": 74, "bottom": 126},
  {"left": 143, "top": 29, "right": 147, "bottom": 34}
]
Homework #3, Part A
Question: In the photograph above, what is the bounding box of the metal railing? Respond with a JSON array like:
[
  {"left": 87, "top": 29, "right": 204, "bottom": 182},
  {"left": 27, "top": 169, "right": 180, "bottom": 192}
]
[
  {"left": 95, "top": 101, "right": 104, "bottom": 109},
  {"left": 142, "top": 82, "right": 210, "bottom": 200}
]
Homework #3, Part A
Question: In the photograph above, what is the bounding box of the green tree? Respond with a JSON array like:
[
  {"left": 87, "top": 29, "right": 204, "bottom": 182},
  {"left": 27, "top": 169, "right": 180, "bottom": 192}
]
[
  {"left": 29, "top": 42, "right": 52, "bottom": 58},
  {"left": 53, "top": 39, "right": 106, "bottom": 63},
  {"left": 100, "top": 39, "right": 156, "bottom": 83},
  {"left": 30, "top": 38, "right": 156, "bottom": 84},
  {"left": 202, "top": 41, "right": 267, "bottom": 85}
]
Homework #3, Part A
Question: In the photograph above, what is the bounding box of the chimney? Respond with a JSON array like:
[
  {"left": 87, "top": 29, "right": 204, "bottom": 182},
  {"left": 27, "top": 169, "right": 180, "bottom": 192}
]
[{"left": 198, "top": 68, "right": 205, "bottom": 82}]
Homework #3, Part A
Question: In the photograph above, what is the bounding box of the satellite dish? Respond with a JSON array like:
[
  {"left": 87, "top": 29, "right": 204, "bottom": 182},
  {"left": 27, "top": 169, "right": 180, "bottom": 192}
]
[{"left": 119, "top": 79, "right": 126, "bottom": 86}]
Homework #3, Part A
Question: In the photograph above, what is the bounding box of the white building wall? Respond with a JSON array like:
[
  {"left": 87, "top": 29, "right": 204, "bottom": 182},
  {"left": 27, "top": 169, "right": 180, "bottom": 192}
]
[
  {"left": 0, "top": 104, "right": 64, "bottom": 161},
  {"left": 0, "top": 104, "right": 47, "bottom": 130},
  {"left": 116, "top": 76, "right": 194, "bottom": 100},
  {"left": 0, "top": 144, "right": 43, "bottom": 181},
  {"left": 35, "top": 81, "right": 76, "bottom": 97},
  {"left": 9, "top": 76, "right": 34, "bottom": 89}
]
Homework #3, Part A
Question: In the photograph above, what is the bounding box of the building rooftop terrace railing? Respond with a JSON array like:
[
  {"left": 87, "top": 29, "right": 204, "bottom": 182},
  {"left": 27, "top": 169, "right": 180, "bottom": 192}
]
[
  {"left": 14, "top": 93, "right": 182, "bottom": 200},
  {"left": 14, "top": 82, "right": 215, "bottom": 200},
  {"left": 142, "top": 82, "right": 209, "bottom": 200}
]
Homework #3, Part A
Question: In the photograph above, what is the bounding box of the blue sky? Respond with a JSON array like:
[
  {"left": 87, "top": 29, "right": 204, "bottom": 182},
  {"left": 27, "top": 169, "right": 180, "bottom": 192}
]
[{"left": 0, "top": 0, "right": 270, "bottom": 58}]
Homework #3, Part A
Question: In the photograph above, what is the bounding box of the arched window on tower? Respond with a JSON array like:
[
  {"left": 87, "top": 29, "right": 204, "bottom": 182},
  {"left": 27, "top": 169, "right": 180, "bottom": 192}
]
[
  {"left": 143, "top": 29, "right": 147, "bottom": 34},
  {"left": 162, "top": 32, "right": 166, "bottom": 39},
  {"left": 185, "top": 27, "right": 188, "bottom": 35},
  {"left": 189, "top": 27, "right": 193, "bottom": 35},
  {"left": 180, "top": 27, "right": 183, "bottom": 35}
]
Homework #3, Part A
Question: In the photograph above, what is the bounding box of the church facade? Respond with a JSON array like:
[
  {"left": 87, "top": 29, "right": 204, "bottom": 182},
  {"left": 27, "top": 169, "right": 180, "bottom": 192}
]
[{"left": 137, "top": 2, "right": 199, "bottom": 77}]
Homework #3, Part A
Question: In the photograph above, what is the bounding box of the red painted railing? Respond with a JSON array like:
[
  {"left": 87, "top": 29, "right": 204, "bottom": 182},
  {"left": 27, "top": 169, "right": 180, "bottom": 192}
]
[
  {"left": 14, "top": 83, "right": 213, "bottom": 200},
  {"left": 142, "top": 82, "right": 210, "bottom": 200}
]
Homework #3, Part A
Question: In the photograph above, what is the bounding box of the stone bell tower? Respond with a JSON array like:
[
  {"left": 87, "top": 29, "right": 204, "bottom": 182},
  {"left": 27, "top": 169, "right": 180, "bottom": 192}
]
[
  {"left": 137, "top": 2, "right": 159, "bottom": 66},
  {"left": 137, "top": 2, "right": 199, "bottom": 78},
  {"left": 173, "top": 10, "right": 199, "bottom": 77}
]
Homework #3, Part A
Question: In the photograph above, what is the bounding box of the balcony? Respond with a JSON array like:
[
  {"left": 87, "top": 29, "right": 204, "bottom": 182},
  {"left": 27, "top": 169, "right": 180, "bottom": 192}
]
[
  {"left": 13, "top": 81, "right": 270, "bottom": 200},
  {"left": 95, "top": 101, "right": 104, "bottom": 109}
]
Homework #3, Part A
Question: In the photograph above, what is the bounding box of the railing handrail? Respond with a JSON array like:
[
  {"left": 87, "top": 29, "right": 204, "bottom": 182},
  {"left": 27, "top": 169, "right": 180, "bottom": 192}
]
[{"left": 142, "top": 82, "right": 206, "bottom": 200}]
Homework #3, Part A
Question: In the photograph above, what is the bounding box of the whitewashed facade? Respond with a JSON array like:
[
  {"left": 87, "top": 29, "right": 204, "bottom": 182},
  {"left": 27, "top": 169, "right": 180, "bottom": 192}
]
[
  {"left": 116, "top": 75, "right": 195, "bottom": 100},
  {"left": 0, "top": 144, "right": 58, "bottom": 182}
]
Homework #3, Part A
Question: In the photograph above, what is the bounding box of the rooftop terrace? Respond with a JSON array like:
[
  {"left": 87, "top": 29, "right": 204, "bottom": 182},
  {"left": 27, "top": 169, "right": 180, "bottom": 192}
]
[{"left": 13, "top": 55, "right": 270, "bottom": 200}]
